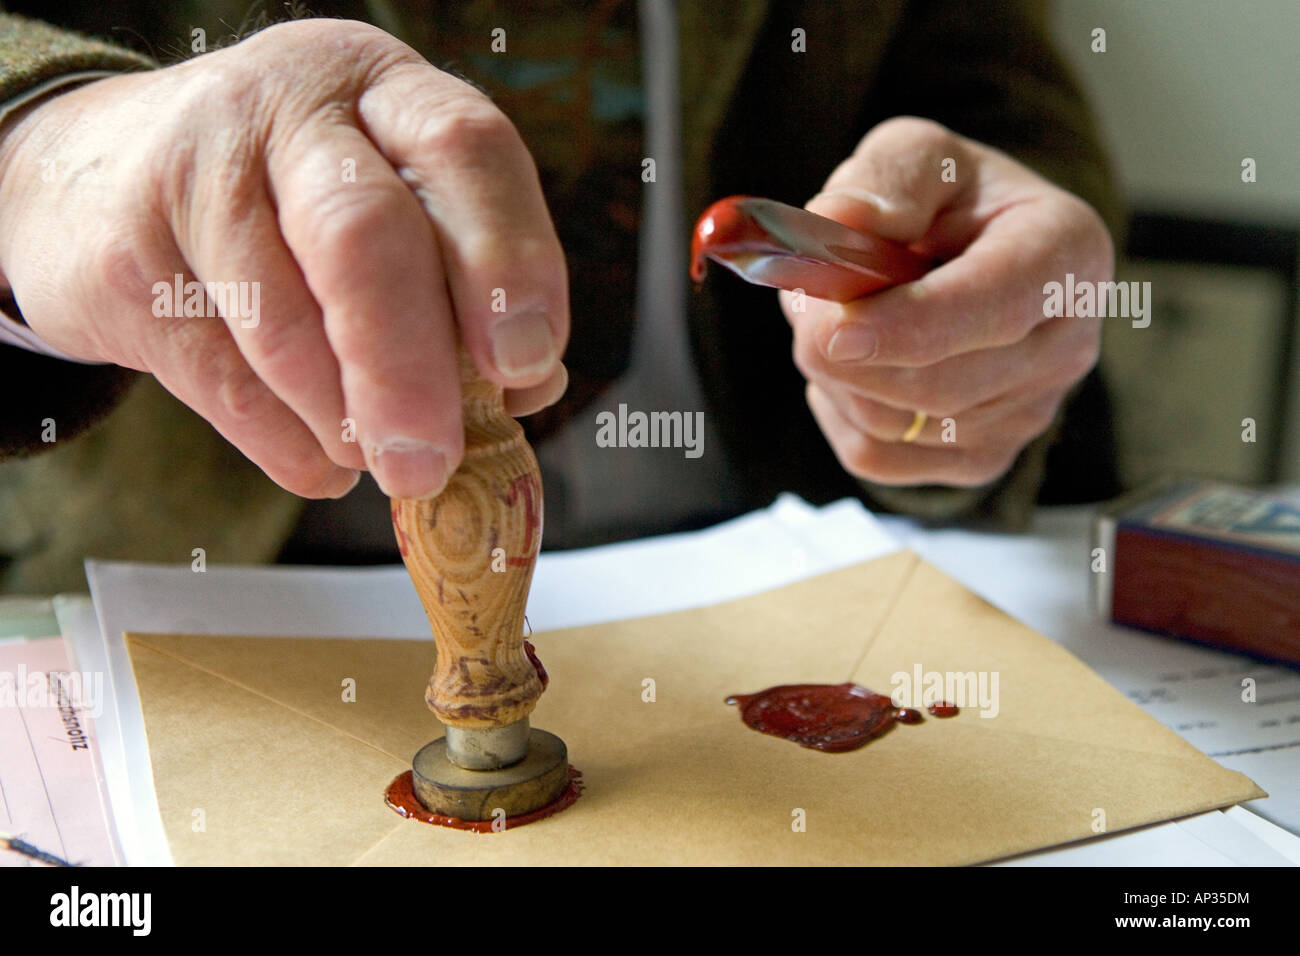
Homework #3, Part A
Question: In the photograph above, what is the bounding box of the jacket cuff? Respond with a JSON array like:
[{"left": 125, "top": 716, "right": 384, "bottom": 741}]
[
  {"left": 0, "top": 13, "right": 154, "bottom": 101},
  {"left": 0, "top": 344, "right": 139, "bottom": 459}
]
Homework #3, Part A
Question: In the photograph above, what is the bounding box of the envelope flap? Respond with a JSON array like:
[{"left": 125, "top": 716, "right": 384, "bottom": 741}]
[
  {"left": 126, "top": 637, "right": 406, "bottom": 866},
  {"left": 854, "top": 558, "right": 1213, "bottom": 759},
  {"left": 128, "top": 632, "right": 435, "bottom": 760}
]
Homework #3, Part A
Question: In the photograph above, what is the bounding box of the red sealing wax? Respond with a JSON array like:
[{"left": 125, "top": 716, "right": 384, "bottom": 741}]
[
  {"left": 691, "top": 195, "right": 929, "bottom": 302},
  {"left": 725, "top": 682, "right": 925, "bottom": 752},
  {"left": 385, "top": 767, "right": 583, "bottom": 832},
  {"left": 523, "top": 639, "right": 548, "bottom": 691}
]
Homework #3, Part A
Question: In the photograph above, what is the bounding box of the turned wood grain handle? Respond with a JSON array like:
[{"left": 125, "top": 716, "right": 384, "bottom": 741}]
[{"left": 391, "top": 347, "right": 544, "bottom": 728}]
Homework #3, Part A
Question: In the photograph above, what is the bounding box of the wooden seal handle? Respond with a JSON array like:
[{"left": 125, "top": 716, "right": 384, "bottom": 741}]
[{"left": 391, "top": 347, "right": 544, "bottom": 728}]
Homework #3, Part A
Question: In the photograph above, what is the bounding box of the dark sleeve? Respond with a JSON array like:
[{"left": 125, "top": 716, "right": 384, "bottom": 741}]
[
  {"left": 852, "top": 0, "right": 1125, "bottom": 527},
  {"left": 0, "top": 10, "right": 154, "bottom": 98},
  {"left": 0, "top": 341, "right": 139, "bottom": 458},
  {"left": 0, "top": 11, "right": 154, "bottom": 459}
]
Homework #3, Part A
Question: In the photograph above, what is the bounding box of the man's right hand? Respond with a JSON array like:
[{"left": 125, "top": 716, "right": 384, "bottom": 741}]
[{"left": 0, "top": 19, "right": 569, "bottom": 499}]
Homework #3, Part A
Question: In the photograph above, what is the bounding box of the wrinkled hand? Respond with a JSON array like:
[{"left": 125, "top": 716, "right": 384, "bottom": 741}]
[
  {"left": 781, "top": 117, "right": 1113, "bottom": 488},
  {"left": 0, "top": 19, "right": 568, "bottom": 499}
]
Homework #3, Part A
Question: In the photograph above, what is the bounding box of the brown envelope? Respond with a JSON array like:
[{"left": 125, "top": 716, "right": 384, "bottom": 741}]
[{"left": 125, "top": 551, "right": 1264, "bottom": 865}]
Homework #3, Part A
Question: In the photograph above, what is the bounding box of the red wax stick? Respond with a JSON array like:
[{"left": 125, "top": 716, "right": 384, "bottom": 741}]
[{"left": 691, "top": 195, "right": 930, "bottom": 302}]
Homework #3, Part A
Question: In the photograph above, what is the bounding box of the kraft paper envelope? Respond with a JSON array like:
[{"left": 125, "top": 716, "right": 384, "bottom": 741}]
[{"left": 124, "top": 551, "right": 1264, "bottom": 865}]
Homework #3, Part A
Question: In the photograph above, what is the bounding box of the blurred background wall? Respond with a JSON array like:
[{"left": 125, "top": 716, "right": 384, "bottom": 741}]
[{"left": 1049, "top": 0, "right": 1300, "bottom": 488}]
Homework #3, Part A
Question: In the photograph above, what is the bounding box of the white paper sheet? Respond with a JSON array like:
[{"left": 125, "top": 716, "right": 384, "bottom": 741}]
[{"left": 72, "top": 495, "right": 1298, "bottom": 866}]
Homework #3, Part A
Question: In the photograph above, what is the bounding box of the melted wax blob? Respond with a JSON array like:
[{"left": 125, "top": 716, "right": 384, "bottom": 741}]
[
  {"left": 928, "top": 701, "right": 959, "bottom": 717},
  {"left": 725, "top": 682, "right": 956, "bottom": 752},
  {"left": 523, "top": 639, "right": 548, "bottom": 690},
  {"left": 384, "top": 766, "right": 583, "bottom": 832}
]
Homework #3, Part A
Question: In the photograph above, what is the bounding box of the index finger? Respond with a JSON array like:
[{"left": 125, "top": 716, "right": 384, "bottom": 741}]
[
  {"left": 358, "top": 63, "right": 569, "bottom": 390},
  {"left": 806, "top": 194, "right": 1105, "bottom": 367},
  {"left": 270, "top": 122, "right": 463, "bottom": 499}
]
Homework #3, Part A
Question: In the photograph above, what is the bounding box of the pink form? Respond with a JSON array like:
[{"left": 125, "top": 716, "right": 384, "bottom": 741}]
[{"left": 0, "top": 637, "right": 118, "bottom": 866}]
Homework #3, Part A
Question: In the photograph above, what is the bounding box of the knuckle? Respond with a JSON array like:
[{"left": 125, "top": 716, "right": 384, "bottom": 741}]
[
  {"left": 89, "top": 233, "right": 154, "bottom": 306},
  {"left": 165, "top": 62, "right": 265, "bottom": 158},
  {"left": 791, "top": 331, "right": 824, "bottom": 382},
  {"left": 884, "top": 366, "right": 939, "bottom": 410},
  {"left": 462, "top": 232, "right": 569, "bottom": 312},
  {"left": 1026, "top": 396, "right": 1064, "bottom": 435},
  {"left": 873, "top": 115, "right": 953, "bottom": 150},
  {"left": 299, "top": 17, "right": 394, "bottom": 44},
  {"left": 886, "top": 316, "right": 946, "bottom": 367},
  {"left": 330, "top": 326, "right": 390, "bottom": 373},
  {"left": 848, "top": 396, "right": 891, "bottom": 437},
  {"left": 172, "top": 50, "right": 245, "bottom": 106},
  {"left": 1044, "top": 321, "right": 1101, "bottom": 386},
  {"left": 247, "top": 441, "right": 338, "bottom": 498},
  {"left": 313, "top": 188, "right": 413, "bottom": 263},
  {"left": 1063, "top": 337, "right": 1100, "bottom": 382},
  {"left": 989, "top": 445, "right": 1022, "bottom": 480},
  {"left": 509, "top": 233, "right": 567, "bottom": 274},
  {"left": 988, "top": 305, "right": 1038, "bottom": 348},
  {"left": 286, "top": 457, "right": 346, "bottom": 498},
  {"left": 963, "top": 446, "right": 1018, "bottom": 486},
  {"left": 1056, "top": 193, "right": 1115, "bottom": 275},
  {"left": 149, "top": 77, "right": 262, "bottom": 215},
  {"left": 214, "top": 364, "right": 273, "bottom": 424},
  {"left": 245, "top": 320, "right": 313, "bottom": 379},
  {"left": 250, "top": 18, "right": 405, "bottom": 67},
  {"left": 225, "top": 21, "right": 422, "bottom": 122},
  {"left": 412, "top": 99, "right": 520, "bottom": 160},
  {"left": 841, "top": 433, "right": 887, "bottom": 480}
]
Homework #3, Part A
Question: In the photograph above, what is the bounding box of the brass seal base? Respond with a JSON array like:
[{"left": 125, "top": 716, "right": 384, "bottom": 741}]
[{"left": 411, "top": 729, "right": 569, "bottom": 821}]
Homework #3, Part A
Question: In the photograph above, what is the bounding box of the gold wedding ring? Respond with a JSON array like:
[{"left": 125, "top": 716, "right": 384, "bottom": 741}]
[{"left": 901, "top": 411, "right": 927, "bottom": 443}]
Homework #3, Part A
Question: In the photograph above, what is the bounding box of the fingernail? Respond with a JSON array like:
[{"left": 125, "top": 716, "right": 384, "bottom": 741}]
[
  {"left": 826, "top": 323, "right": 878, "bottom": 362},
  {"left": 543, "top": 361, "right": 569, "bottom": 406},
  {"left": 491, "top": 311, "right": 557, "bottom": 379},
  {"left": 367, "top": 440, "right": 450, "bottom": 499}
]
